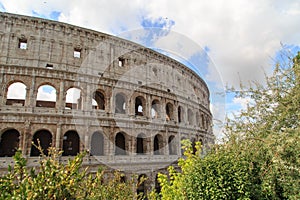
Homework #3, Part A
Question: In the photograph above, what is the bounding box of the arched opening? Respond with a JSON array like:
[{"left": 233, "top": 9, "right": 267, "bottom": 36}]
[
  {"left": 0, "top": 129, "right": 20, "bottom": 157},
  {"left": 151, "top": 100, "right": 160, "bottom": 119},
  {"left": 90, "top": 131, "right": 104, "bottom": 156},
  {"left": 137, "top": 174, "right": 147, "bottom": 198},
  {"left": 120, "top": 174, "right": 126, "bottom": 183},
  {"left": 115, "top": 93, "right": 126, "bottom": 114},
  {"left": 180, "top": 137, "right": 187, "bottom": 156},
  {"left": 136, "top": 133, "right": 147, "bottom": 155},
  {"left": 191, "top": 138, "right": 197, "bottom": 155},
  {"left": 178, "top": 106, "right": 184, "bottom": 123},
  {"left": 115, "top": 132, "right": 126, "bottom": 155},
  {"left": 188, "top": 108, "right": 194, "bottom": 125},
  {"left": 92, "top": 90, "right": 105, "bottom": 110},
  {"left": 135, "top": 96, "right": 145, "bottom": 116},
  {"left": 155, "top": 174, "right": 161, "bottom": 194},
  {"left": 168, "top": 135, "right": 176, "bottom": 155},
  {"left": 65, "top": 87, "right": 82, "bottom": 109},
  {"left": 166, "top": 103, "right": 174, "bottom": 121},
  {"left": 36, "top": 84, "right": 56, "bottom": 108},
  {"left": 154, "top": 134, "right": 163, "bottom": 155},
  {"left": 199, "top": 138, "right": 203, "bottom": 148},
  {"left": 6, "top": 82, "right": 26, "bottom": 106},
  {"left": 30, "top": 130, "right": 52, "bottom": 156},
  {"left": 62, "top": 131, "right": 80, "bottom": 156}
]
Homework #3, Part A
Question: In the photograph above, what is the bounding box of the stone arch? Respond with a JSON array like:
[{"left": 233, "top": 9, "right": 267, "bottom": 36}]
[
  {"left": 6, "top": 81, "right": 27, "bottom": 106},
  {"left": 115, "top": 132, "right": 126, "bottom": 155},
  {"left": 165, "top": 102, "right": 174, "bottom": 121},
  {"left": 178, "top": 105, "right": 184, "bottom": 123},
  {"left": 36, "top": 84, "right": 57, "bottom": 108},
  {"left": 90, "top": 131, "right": 104, "bottom": 156},
  {"left": 154, "top": 134, "right": 163, "bottom": 155},
  {"left": 92, "top": 90, "right": 105, "bottom": 110},
  {"left": 0, "top": 129, "right": 20, "bottom": 157},
  {"left": 188, "top": 108, "right": 194, "bottom": 125},
  {"left": 135, "top": 96, "right": 146, "bottom": 116},
  {"left": 115, "top": 93, "right": 126, "bottom": 114},
  {"left": 151, "top": 99, "right": 160, "bottom": 119},
  {"left": 137, "top": 174, "right": 147, "bottom": 198},
  {"left": 136, "top": 133, "right": 147, "bottom": 155},
  {"left": 168, "top": 135, "right": 176, "bottom": 155},
  {"left": 30, "top": 129, "right": 52, "bottom": 156},
  {"left": 155, "top": 174, "right": 161, "bottom": 193},
  {"left": 65, "top": 87, "right": 82, "bottom": 109},
  {"left": 62, "top": 130, "right": 80, "bottom": 156}
]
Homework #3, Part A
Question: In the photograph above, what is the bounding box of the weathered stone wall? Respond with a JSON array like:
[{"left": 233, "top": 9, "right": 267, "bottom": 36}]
[{"left": 0, "top": 12, "right": 213, "bottom": 192}]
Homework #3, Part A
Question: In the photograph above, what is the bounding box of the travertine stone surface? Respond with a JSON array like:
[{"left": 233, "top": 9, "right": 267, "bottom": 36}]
[{"left": 0, "top": 12, "right": 213, "bottom": 191}]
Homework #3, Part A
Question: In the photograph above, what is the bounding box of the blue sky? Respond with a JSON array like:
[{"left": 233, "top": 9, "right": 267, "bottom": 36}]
[{"left": 1, "top": 0, "right": 300, "bottom": 140}]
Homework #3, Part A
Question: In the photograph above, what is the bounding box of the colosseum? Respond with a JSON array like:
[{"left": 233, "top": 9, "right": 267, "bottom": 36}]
[{"left": 0, "top": 12, "right": 213, "bottom": 193}]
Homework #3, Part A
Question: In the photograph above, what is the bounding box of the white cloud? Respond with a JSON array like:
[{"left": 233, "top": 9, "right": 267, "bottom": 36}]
[
  {"left": 7, "top": 82, "right": 26, "bottom": 99},
  {"left": 233, "top": 96, "right": 252, "bottom": 110},
  {"left": 66, "top": 88, "right": 81, "bottom": 103},
  {"left": 37, "top": 85, "right": 56, "bottom": 101},
  {"left": 2, "top": 0, "right": 299, "bottom": 87}
]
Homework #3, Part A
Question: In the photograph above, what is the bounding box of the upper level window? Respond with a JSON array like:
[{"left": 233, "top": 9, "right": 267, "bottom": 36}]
[
  {"left": 118, "top": 58, "right": 125, "bottom": 67},
  {"left": 18, "top": 38, "right": 27, "bottom": 49},
  {"left": 74, "top": 48, "right": 81, "bottom": 58}
]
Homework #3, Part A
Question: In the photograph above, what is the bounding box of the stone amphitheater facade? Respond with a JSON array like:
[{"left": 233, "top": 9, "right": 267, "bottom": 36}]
[{"left": 0, "top": 12, "right": 213, "bottom": 192}]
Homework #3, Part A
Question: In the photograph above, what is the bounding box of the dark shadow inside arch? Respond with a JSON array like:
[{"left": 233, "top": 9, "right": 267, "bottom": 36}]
[
  {"left": 155, "top": 174, "right": 161, "bottom": 194},
  {"left": 135, "top": 96, "right": 145, "bottom": 116},
  {"left": 136, "top": 133, "right": 147, "bottom": 155},
  {"left": 62, "top": 130, "right": 80, "bottom": 156},
  {"left": 154, "top": 134, "right": 163, "bottom": 155},
  {"left": 115, "top": 132, "right": 126, "bottom": 155},
  {"left": 30, "top": 130, "right": 52, "bottom": 156},
  {"left": 137, "top": 174, "right": 147, "bottom": 198},
  {"left": 0, "top": 129, "right": 20, "bottom": 157},
  {"left": 166, "top": 103, "right": 174, "bottom": 121},
  {"left": 93, "top": 90, "right": 105, "bottom": 110},
  {"left": 151, "top": 100, "right": 160, "bottom": 119}
]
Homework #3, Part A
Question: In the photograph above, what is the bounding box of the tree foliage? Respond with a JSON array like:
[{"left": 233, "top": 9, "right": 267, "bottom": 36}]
[
  {"left": 150, "top": 52, "right": 300, "bottom": 199},
  {"left": 0, "top": 147, "right": 140, "bottom": 200}
]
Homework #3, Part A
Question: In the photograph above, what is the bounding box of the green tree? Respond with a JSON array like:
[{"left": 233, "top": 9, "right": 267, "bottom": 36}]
[{"left": 150, "top": 52, "right": 300, "bottom": 199}]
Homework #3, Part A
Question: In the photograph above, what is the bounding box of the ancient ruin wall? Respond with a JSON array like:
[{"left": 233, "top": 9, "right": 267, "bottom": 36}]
[{"left": 0, "top": 12, "right": 213, "bottom": 185}]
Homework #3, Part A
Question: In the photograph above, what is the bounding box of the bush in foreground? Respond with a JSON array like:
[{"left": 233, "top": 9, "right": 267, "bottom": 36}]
[{"left": 0, "top": 147, "right": 140, "bottom": 200}]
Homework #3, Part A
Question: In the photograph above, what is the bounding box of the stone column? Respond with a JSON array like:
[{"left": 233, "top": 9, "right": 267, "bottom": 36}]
[
  {"left": 147, "top": 95, "right": 152, "bottom": 119},
  {"left": 173, "top": 102, "right": 178, "bottom": 123},
  {"left": 85, "top": 83, "right": 92, "bottom": 111},
  {"left": 109, "top": 128, "right": 115, "bottom": 156},
  {"left": 149, "top": 137, "right": 154, "bottom": 156},
  {"left": 0, "top": 75, "right": 6, "bottom": 106},
  {"left": 57, "top": 80, "right": 65, "bottom": 110},
  {"left": 30, "top": 76, "right": 36, "bottom": 107},
  {"left": 128, "top": 135, "right": 133, "bottom": 156},
  {"left": 55, "top": 123, "right": 62, "bottom": 149},
  {"left": 163, "top": 130, "right": 168, "bottom": 155},
  {"left": 23, "top": 120, "right": 31, "bottom": 156},
  {"left": 25, "top": 87, "right": 30, "bottom": 107}
]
